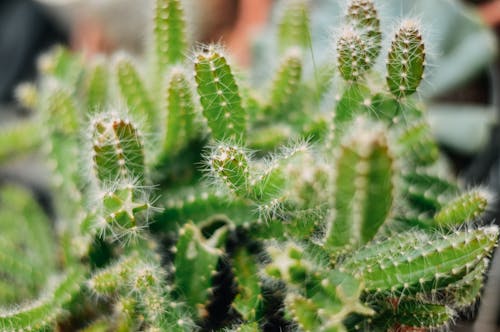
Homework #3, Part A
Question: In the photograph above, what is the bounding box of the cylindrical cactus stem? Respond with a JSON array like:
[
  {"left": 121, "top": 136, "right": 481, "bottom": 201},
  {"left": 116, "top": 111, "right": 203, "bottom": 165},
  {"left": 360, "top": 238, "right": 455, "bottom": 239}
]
[
  {"left": 346, "top": 0, "right": 382, "bottom": 66},
  {"left": 162, "top": 67, "right": 196, "bottom": 156},
  {"left": 278, "top": 0, "right": 311, "bottom": 52},
  {"left": 340, "top": 226, "right": 499, "bottom": 295},
  {"left": 396, "top": 120, "right": 439, "bottom": 166},
  {"left": 434, "top": 189, "right": 490, "bottom": 228},
  {"left": 389, "top": 300, "right": 454, "bottom": 330},
  {"left": 231, "top": 248, "right": 263, "bottom": 321},
  {"left": 46, "top": 88, "right": 79, "bottom": 135},
  {"left": 37, "top": 46, "right": 83, "bottom": 85},
  {"left": 444, "top": 258, "right": 488, "bottom": 308},
  {"left": 154, "top": 0, "right": 187, "bottom": 71},
  {"left": 329, "top": 83, "right": 371, "bottom": 149},
  {"left": 85, "top": 59, "right": 109, "bottom": 112},
  {"left": 386, "top": 20, "right": 426, "bottom": 98},
  {"left": 88, "top": 255, "right": 140, "bottom": 296},
  {"left": 207, "top": 143, "right": 250, "bottom": 198},
  {"left": 337, "top": 28, "right": 370, "bottom": 82},
  {"left": 0, "top": 269, "right": 83, "bottom": 332},
  {"left": 0, "top": 119, "right": 41, "bottom": 162},
  {"left": 174, "top": 223, "right": 226, "bottom": 318},
  {"left": 194, "top": 46, "right": 246, "bottom": 142},
  {"left": 90, "top": 114, "right": 152, "bottom": 238},
  {"left": 267, "top": 48, "right": 303, "bottom": 117},
  {"left": 44, "top": 88, "right": 82, "bottom": 203},
  {"left": 91, "top": 113, "right": 146, "bottom": 185},
  {"left": 402, "top": 170, "right": 459, "bottom": 213},
  {"left": 326, "top": 119, "right": 394, "bottom": 250},
  {"left": 115, "top": 56, "right": 157, "bottom": 129}
]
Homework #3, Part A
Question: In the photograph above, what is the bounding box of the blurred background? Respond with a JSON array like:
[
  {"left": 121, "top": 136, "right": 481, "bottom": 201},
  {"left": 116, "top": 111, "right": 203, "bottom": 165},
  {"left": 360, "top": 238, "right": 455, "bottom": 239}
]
[{"left": 0, "top": 0, "right": 500, "bottom": 330}]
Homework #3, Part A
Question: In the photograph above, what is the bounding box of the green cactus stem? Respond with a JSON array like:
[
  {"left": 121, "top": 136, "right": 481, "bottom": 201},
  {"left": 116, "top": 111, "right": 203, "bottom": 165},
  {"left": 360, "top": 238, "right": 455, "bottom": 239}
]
[
  {"left": 386, "top": 20, "right": 426, "bottom": 98},
  {"left": 174, "top": 223, "right": 226, "bottom": 318},
  {"left": 346, "top": 0, "right": 382, "bottom": 66},
  {"left": 402, "top": 170, "right": 459, "bottom": 214},
  {"left": 267, "top": 48, "right": 303, "bottom": 118},
  {"left": 194, "top": 46, "right": 246, "bottom": 142},
  {"left": 0, "top": 269, "right": 83, "bottom": 332},
  {"left": 434, "top": 189, "right": 489, "bottom": 228},
  {"left": 278, "top": 0, "right": 311, "bottom": 52},
  {"left": 161, "top": 67, "right": 196, "bottom": 156},
  {"left": 153, "top": 187, "right": 254, "bottom": 232},
  {"left": 0, "top": 120, "right": 41, "bottom": 162},
  {"left": 341, "top": 226, "right": 499, "bottom": 295},
  {"left": 373, "top": 299, "right": 454, "bottom": 331},
  {"left": 329, "top": 84, "right": 371, "bottom": 148},
  {"left": 326, "top": 120, "right": 394, "bottom": 250},
  {"left": 0, "top": 185, "right": 56, "bottom": 305},
  {"left": 91, "top": 114, "right": 146, "bottom": 185},
  {"left": 396, "top": 121, "right": 439, "bottom": 166},
  {"left": 154, "top": 0, "right": 187, "bottom": 71},
  {"left": 208, "top": 143, "right": 251, "bottom": 198},
  {"left": 85, "top": 59, "right": 109, "bottom": 112},
  {"left": 443, "top": 258, "right": 488, "bottom": 308},
  {"left": 337, "top": 28, "right": 369, "bottom": 82},
  {"left": 231, "top": 248, "right": 263, "bottom": 321},
  {"left": 116, "top": 56, "right": 157, "bottom": 129}
]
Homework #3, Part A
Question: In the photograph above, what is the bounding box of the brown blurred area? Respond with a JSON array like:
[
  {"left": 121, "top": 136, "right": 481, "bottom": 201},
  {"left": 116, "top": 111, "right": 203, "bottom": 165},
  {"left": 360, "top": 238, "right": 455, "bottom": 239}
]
[{"left": 478, "top": 0, "right": 500, "bottom": 28}]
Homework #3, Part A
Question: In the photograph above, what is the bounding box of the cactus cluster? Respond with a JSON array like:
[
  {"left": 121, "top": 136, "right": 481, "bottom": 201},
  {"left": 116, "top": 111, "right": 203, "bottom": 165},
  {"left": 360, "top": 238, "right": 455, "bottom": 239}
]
[{"left": 0, "top": 0, "right": 498, "bottom": 331}]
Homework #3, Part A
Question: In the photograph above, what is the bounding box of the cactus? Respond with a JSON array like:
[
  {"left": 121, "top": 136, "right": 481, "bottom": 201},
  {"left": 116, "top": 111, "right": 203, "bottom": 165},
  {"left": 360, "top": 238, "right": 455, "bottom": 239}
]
[
  {"left": 0, "top": 0, "right": 498, "bottom": 331},
  {"left": 326, "top": 120, "right": 394, "bottom": 251},
  {"left": 153, "top": 0, "right": 187, "bottom": 71},
  {"left": 346, "top": 0, "right": 382, "bottom": 65},
  {"left": 386, "top": 20, "right": 426, "bottom": 99},
  {"left": 85, "top": 59, "right": 109, "bottom": 112},
  {"left": 277, "top": 0, "right": 311, "bottom": 52},
  {"left": 194, "top": 46, "right": 246, "bottom": 142},
  {"left": 337, "top": 28, "right": 370, "bottom": 82}
]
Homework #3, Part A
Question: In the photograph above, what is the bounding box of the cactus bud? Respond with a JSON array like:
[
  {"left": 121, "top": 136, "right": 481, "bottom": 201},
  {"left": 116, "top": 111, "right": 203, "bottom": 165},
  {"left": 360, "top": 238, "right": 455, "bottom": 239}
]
[
  {"left": 208, "top": 143, "right": 250, "bottom": 197},
  {"left": 337, "top": 28, "right": 369, "bottom": 82},
  {"left": 434, "top": 189, "right": 489, "bottom": 227},
  {"left": 346, "top": 0, "right": 382, "bottom": 65},
  {"left": 91, "top": 114, "right": 145, "bottom": 185},
  {"left": 386, "top": 20, "right": 425, "bottom": 98}
]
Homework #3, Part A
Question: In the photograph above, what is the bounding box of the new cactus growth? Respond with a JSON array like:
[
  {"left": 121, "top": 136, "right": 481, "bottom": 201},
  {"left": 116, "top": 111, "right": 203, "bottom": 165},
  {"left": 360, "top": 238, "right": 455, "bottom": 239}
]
[
  {"left": 346, "top": 0, "right": 382, "bottom": 65},
  {"left": 277, "top": 0, "right": 311, "bottom": 52},
  {"left": 337, "top": 28, "right": 369, "bottom": 82},
  {"left": 386, "top": 20, "right": 426, "bottom": 98},
  {"left": 0, "top": 0, "right": 498, "bottom": 331}
]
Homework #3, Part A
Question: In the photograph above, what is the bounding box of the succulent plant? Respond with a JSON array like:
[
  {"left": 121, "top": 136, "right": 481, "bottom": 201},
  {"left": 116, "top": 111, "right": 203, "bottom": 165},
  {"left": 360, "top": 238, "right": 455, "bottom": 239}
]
[{"left": 0, "top": 0, "right": 498, "bottom": 331}]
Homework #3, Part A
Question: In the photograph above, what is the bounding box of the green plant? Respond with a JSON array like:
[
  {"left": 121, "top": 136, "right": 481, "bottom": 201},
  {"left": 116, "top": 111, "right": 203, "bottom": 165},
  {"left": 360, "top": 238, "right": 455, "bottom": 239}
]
[{"left": 0, "top": 0, "right": 498, "bottom": 331}]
